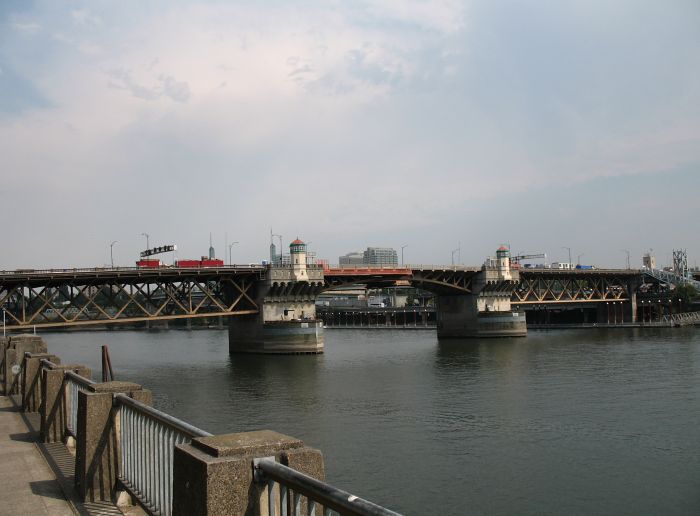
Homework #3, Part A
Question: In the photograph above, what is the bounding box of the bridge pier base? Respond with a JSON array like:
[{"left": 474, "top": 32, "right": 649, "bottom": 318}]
[
  {"left": 436, "top": 294, "right": 527, "bottom": 338},
  {"left": 229, "top": 313, "right": 324, "bottom": 354}
]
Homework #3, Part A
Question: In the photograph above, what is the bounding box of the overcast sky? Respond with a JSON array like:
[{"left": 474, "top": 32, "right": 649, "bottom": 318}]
[{"left": 1, "top": 1, "right": 699, "bottom": 269}]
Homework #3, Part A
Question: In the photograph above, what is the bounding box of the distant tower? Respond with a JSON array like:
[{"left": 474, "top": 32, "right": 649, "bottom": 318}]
[
  {"left": 209, "top": 233, "right": 215, "bottom": 260},
  {"left": 290, "top": 238, "right": 308, "bottom": 281},
  {"left": 496, "top": 245, "right": 512, "bottom": 281}
]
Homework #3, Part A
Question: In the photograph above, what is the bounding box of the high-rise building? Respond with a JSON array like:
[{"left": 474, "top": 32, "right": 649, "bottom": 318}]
[
  {"left": 339, "top": 252, "right": 364, "bottom": 265},
  {"left": 363, "top": 247, "right": 398, "bottom": 266}
]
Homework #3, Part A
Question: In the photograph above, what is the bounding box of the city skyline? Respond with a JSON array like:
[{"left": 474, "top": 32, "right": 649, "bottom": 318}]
[{"left": 1, "top": 1, "right": 699, "bottom": 269}]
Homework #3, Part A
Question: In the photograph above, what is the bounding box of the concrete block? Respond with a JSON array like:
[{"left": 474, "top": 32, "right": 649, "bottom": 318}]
[
  {"left": 3, "top": 336, "right": 48, "bottom": 395},
  {"left": 75, "top": 383, "right": 149, "bottom": 503},
  {"left": 173, "top": 430, "right": 325, "bottom": 516},
  {"left": 40, "top": 365, "right": 91, "bottom": 443},
  {"left": 22, "top": 354, "right": 60, "bottom": 412}
]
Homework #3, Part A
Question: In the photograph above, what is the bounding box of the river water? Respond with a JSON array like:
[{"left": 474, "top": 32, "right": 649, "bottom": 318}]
[{"left": 43, "top": 327, "right": 700, "bottom": 515}]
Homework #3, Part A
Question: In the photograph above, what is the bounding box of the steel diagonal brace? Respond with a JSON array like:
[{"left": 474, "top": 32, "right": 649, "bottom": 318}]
[
  {"left": 192, "top": 280, "right": 227, "bottom": 313},
  {"left": 226, "top": 278, "right": 258, "bottom": 310},
  {"left": 25, "top": 286, "right": 61, "bottom": 324},
  {"left": 82, "top": 284, "right": 116, "bottom": 321},
  {"left": 160, "top": 282, "right": 190, "bottom": 314}
]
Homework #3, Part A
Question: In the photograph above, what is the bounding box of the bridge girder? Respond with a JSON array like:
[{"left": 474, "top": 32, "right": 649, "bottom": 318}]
[
  {"left": 0, "top": 271, "right": 261, "bottom": 330},
  {"left": 512, "top": 274, "right": 630, "bottom": 305}
]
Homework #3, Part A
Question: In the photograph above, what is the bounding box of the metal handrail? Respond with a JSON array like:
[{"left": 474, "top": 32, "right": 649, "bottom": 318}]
[
  {"left": 64, "top": 370, "right": 96, "bottom": 436},
  {"left": 39, "top": 358, "right": 60, "bottom": 369},
  {"left": 254, "top": 458, "right": 401, "bottom": 516},
  {"left": 115, "top": 393, "right": 211, "bottom": 516}
]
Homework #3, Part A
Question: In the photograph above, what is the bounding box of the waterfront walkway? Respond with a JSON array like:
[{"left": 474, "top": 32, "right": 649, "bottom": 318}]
[
  {"left": 0, "top": 395, "right": 76, "bottom": 515},
  {"left": 0, "top": 395, "right": 136, "bottom": 516}
]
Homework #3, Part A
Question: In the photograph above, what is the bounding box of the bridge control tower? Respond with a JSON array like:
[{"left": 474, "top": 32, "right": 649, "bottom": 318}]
[{"left": 229, "top": 238, "right": 325, "bottom": 354}]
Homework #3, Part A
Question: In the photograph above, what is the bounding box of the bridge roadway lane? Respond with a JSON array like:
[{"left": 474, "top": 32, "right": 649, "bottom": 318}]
[{"left": 0, "top": 396, "right": 74, "bottom": 515}]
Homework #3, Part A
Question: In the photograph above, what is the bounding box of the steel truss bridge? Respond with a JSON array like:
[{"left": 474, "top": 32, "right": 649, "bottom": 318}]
[
  {"left": 512, "top": 269, "right": 639, "bottom": 305},
  {"left": 0, "top": 267, "right": 263, "bottom": 330},
  {"left": 0, "top": 265, "right": 648, "bottom": 330}
]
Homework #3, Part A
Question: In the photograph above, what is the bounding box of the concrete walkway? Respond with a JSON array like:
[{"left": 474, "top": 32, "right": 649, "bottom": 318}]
[{"left": 0, "top": 395, "right": 76, "bottom": 515}]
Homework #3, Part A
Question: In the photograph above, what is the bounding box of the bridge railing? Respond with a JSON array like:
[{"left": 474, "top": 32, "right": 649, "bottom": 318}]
[
  {"left": 661, "top": 311, "right": 700, "bottom": 326},
  {"left": 254, "top": 457, "right": 400, "bottom": 516},
  {"left": 0, "top": 265, "right": 266, "bottom": 276},
  {"left": 116, "top": 393, "right": 212, "bottom": 516}
]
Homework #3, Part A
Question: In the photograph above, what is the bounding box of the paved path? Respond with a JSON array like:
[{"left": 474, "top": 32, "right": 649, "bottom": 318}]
[{"left": 0, "top": 396, "right": 76, "bottom": 515}]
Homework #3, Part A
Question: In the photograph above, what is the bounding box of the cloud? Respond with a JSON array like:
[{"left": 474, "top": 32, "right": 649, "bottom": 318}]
[
  {"left": 12, "top": 22, "right": 40, "bottom": 34},
  {"left": 107, "top": 69, "right": 191, "bottom": 103},
  {"left": 0, "top": 0, "right": 699, "bottom": 267}
]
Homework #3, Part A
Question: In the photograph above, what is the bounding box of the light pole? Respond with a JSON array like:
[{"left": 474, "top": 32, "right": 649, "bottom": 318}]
[
  {"left": 401, "top": 244, "right": 408, "bottom": 266},
  {"left": 561, "top": 246, "right": 571, "bottom": 268},
  {"left": 141, "top": 232, "right": 150, "bottom": 250},
  {"left": 621, "top": 249, "right": 630, "bottom": 269},
  {"left": 451, "top": 248, "right": 459, "bottom": 266},
  {"left": 577, "top": 253, "right": 584, "bottom": 266},
  {"left": 110, "top": 240, "right": 118, "bottom": 268},
  {"left": 228, "top": 242, "right": 239, "bottom": 266}
]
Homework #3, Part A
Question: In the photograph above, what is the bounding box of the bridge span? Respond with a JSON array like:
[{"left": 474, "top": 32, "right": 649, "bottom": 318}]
[{"left": 0, "top": 246, "right": 670, "bottom": 353}]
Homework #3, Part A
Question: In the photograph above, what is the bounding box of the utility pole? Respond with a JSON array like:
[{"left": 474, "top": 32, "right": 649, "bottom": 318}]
[
  {"left": 228, "top": 242, "right": 239, "bottom": 266},
  {"left": 561, "top": 246, "right": 571, "bottom": 268},
  {"left": 110, "top": 240, "right": 118, "bottom": 268},
  {"left": 621, "top": 249, "right": 630, "bottom": 269},
  {"left": 577, "top": 253, "right": 584, "bottom": 266},
  {"left": 401, "top": 244, "right": 408, "bottom": 266},
  {"left": 141, "top": 233, "right": 149, "bottom": 250}
]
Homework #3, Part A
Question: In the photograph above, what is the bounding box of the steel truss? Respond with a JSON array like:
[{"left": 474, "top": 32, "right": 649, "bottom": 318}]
[
  {"left": 323, "top": 268, "right": 476, "bottom": 294},
  {"left": 512, "top": 274, "right": 629, "bottom": 305},
  {"left": 0, "top": 272, "right": 260, "bottom": 330}
]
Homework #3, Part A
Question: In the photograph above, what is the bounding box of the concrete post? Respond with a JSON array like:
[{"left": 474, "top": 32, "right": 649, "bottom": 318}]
[
  {"left": 40, "top": 364, "right": 92, "bottom": 443},
  {"left": 0, "top": 336, "right": 9, "bottom": 392},
  {"left": 172, "top": 430, "right": 325, "bottom": 516},
  {"left": 22, "top": 354, "right": 60, "bottom": 412},
  {"left": 3, "top": 335, "right": 47, "bottom": 395},
  {"left": 75, "top": 381, "right": 152, "bottom": 503}
]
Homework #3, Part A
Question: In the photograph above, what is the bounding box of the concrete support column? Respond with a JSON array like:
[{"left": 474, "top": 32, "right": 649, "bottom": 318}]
[
  {"left": 626, "top": 290, "right": 638, "bottom": 323},
  {"left": 75, "top": 381, "right": 152, "bottom": 503},
  {"left": 172, "top": 430, "right": 325, "bottom": 516},
  {"left": 22, "top": 354, "right": 60, "bottom": 412},
  {"left": 3, "top": 336, "right": 47, "bottom": 395},
  {"left": 40, "top": 364, "right": 91, "bottom": 443}
]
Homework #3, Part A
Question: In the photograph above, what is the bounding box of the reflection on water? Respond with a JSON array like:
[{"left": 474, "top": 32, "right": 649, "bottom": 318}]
[{"left": 43, "top": 327, "right": 700, "bottom": 515}]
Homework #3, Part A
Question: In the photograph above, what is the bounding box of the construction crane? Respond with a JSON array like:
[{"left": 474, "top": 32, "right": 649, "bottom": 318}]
[{"left": 511, "top": 253, "right": 546, "bottom": 265}]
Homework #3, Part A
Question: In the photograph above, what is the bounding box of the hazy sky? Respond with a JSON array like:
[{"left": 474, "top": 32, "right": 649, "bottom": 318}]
[{"left": 1, "top": 1, "right": 699, "bottom": 269}]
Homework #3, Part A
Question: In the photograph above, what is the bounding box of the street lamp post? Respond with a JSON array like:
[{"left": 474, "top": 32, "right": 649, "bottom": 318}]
[
  {"left": 561, "top": 246, "right": 571, "bottom": 268},
  {"left": 110, "top": 240, "right": 118, "bottom": 268},
  {"left": 621, "top": 249, "right": 630, "bottom": 269},
  {"left": 577, "top": 253, "right": 584, "bottom": 266},
  {"left": 141, "top": 233, "right": 150, "bottom": 250},
  {"left": 228, "top": 241, "right": 239, "bottom": 266},
  {"left": 451, "top": 248, "right": 459, "bottom": 266},
  {"left": 401, "top": 245, "right": 408, "bottom": 266}
]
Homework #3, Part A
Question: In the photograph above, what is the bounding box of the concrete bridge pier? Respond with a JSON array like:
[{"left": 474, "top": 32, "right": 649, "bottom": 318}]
[
  {"left": 228, "top": 240, "right": 325, "bottom": 354},
  {"left": 436, "top": 249, "right": 526, "bottom": 338},
  {"left": 436, "top": 291, "right": 527, "bottom": 338}
]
